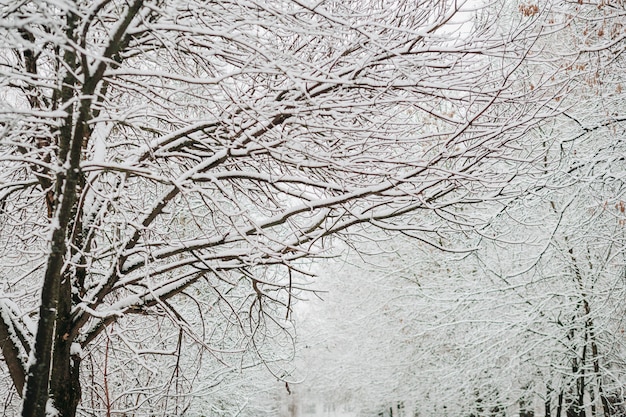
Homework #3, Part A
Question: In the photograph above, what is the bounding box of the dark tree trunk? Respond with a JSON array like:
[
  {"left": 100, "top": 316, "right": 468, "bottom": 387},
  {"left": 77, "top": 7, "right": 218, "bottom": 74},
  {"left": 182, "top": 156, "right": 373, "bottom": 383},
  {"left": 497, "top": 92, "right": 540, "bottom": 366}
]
[
  {"left": 21, "top": 3, "right": 142, "bottom": 414},
  {"left": 50, "top": 270, "right": 81, "bottom": 417},
  {"left": 21, "top": 212, "right": 72, "bottom": 417},
  {"left": 557, "top": 391, "right": 564, "bottom": 417},
  {"left": 22, "top": 9, "right": 82, "bottom": 416},
  {"left": 545, "top": 386, "right": 552, "bottom": 417}
]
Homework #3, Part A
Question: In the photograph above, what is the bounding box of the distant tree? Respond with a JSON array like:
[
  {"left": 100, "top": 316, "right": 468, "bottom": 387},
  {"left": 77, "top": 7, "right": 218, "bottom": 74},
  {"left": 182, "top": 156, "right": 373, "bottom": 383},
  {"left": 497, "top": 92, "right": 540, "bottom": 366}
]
[
  {"left": 0, "top": 0, "right": 571, "bottom": 416},
  {"left": 291, "top": 1, "right": 626, "bottom": 415}
]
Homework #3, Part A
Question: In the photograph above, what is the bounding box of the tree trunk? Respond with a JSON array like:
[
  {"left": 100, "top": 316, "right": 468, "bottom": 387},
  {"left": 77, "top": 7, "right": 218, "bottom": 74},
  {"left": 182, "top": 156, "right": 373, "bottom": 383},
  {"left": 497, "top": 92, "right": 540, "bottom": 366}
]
[
  {"left": 50, "top": 270, "right": 81, "bottom": 417},
  {"left": 557, "top": 391, "right": 563, "bottom": 417},
  {"left": 22, "top": 9, "right": 82, "bottom": 415},
  {"left": 545, "top": 386, "right": 552, "bottom": 417},
  {"left": 21, "top": 228, "right": 68, "bottom": 417}
]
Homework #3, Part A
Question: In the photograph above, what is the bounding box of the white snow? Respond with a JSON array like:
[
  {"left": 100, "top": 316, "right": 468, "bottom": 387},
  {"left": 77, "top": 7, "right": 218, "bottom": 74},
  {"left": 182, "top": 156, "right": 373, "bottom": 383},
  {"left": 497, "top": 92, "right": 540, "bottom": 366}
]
[{"left": 45, "top": 399, "right": 59, "bottom": 417}]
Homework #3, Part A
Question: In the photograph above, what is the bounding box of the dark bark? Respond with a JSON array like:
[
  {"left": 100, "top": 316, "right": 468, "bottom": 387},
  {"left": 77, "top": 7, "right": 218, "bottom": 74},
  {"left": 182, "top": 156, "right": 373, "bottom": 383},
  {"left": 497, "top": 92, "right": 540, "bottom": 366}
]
[
  {"left": 584, "top": 300, "right": 610, "bottom": 417},
  {"left": 0, "top": 309, "right": 26, "bottom": 395},
  {"left": 50, "top": 270, "right": 81, "bottom": 417},
  {"left": 50, "top": 171, "right": 86, "bottom": 417},
  {"left": 545, "top": 386, "right": 552, "bottom": 417},
  {"left": 22, "top": 8, "right": 81, "bottom": 416},
  {"left": 578, "top": 343, "right": 586, "bottom": 417},
  {"left": 21, "top": 207, "right": 73, "bottom": 417},
  {"left": 20, "top": 2, "right": 145, "bottom": 415}
]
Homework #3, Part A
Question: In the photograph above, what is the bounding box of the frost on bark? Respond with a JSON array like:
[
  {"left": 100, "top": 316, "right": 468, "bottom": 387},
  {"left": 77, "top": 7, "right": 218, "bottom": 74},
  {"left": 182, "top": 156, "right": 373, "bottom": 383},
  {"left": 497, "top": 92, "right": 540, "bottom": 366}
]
[{"left": 0, "top": 0, "right": 583, "bottom": 416}]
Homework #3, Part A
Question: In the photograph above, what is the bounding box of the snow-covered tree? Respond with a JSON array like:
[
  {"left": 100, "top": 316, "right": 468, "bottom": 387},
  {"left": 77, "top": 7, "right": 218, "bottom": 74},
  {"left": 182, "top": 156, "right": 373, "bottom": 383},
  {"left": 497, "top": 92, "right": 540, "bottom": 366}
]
[
  {"left": 292, "top": 3, "right": 626, "bottom": 416},
  {"left": 0, "top": 0, "right": 579, "bottom": 416}
]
